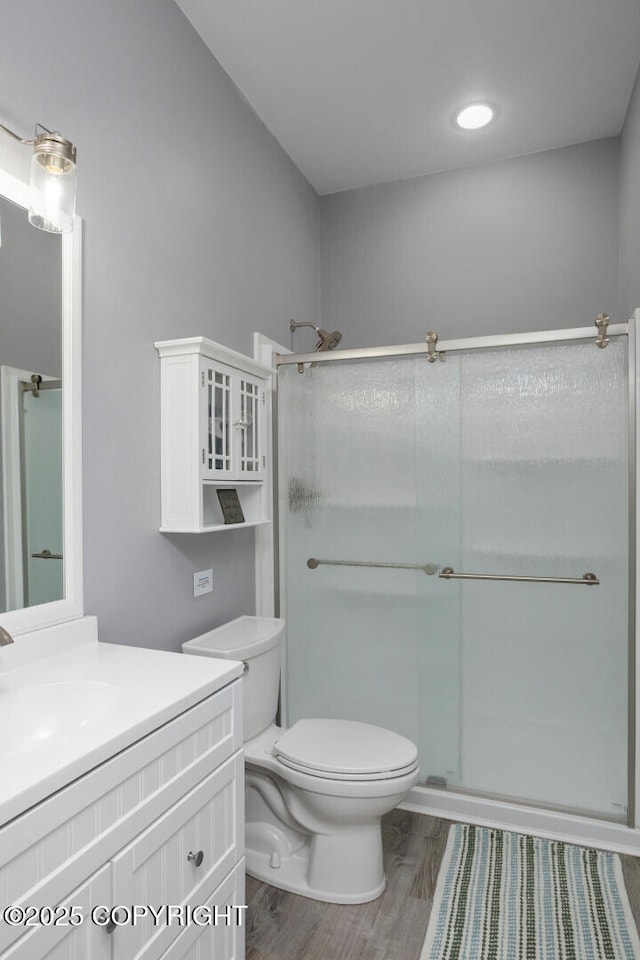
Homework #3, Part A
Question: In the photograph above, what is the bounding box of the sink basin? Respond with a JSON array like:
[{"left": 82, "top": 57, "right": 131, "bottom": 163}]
[{"left": 4, "top": 681, "right": 121, "bottom": 754}]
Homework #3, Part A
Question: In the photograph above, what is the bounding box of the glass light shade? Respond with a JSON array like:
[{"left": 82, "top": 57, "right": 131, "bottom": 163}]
[{"left": 28, "top": 140, "right": 77, "bottom": 233}]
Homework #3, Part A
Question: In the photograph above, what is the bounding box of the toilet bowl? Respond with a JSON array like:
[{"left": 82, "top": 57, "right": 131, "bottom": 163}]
[{"left": 183, "top": 616, "right": 419, "bottom": 904}]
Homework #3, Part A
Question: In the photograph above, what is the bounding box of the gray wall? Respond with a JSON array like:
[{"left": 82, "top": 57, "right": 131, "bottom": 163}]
[
  {"left": 0, "top": 0, "right": 319, "bottom": 650},
  {"left": 621, "top": 65, "right": 640, "bottom": 321},
  {"left": 320, "top": 138, "right": 621, "bottom": 347}
]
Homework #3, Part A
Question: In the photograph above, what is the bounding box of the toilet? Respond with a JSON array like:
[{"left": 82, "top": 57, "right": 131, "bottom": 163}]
[{"left": 183, "top": 616, "right": 419, "bottom": 904}]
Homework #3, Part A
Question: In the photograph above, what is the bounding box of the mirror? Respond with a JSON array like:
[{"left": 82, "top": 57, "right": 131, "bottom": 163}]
[
  {"left": 0, "top": 195, "right": 62, "bottom": 611},
  {"left": 0, "top": 168, "right": 82, "bottom": 636}
]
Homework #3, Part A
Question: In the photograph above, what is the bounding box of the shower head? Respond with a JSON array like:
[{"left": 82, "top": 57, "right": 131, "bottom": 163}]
[
  {"left": 289, "top": 319, "right": 342, "bottom": 352},
  {"left": 315, "top": 328, "right": 342, "bottom": 352}
]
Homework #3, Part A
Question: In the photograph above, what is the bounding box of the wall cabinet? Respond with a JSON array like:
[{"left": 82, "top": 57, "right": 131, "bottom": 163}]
[
  {"left": 155, "top": 338, "right": 273, "bottom": 533},
  {"left": 0, "top": 681, "right": 244, "bottom": 960}
]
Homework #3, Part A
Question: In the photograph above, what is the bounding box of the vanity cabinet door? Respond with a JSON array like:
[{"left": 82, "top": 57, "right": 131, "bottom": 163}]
[
  {"left": 4, "top": 865, "right": 111, "bottom": 960},
  {"left": 155, "top": 861, "right": 245, "bottom": 960},
  {"left": 111, "top": 752, "right": 243, "bottom": 960}
]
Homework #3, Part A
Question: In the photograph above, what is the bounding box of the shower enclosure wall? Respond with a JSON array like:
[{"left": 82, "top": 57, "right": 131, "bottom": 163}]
[{"left": 276, "top": 323, "right": 634, "bottom": 835}]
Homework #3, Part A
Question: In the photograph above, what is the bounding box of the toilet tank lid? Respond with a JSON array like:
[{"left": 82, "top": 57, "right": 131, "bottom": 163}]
[{"left": 183, "top": 616, "right": 284, "bottom": 660}]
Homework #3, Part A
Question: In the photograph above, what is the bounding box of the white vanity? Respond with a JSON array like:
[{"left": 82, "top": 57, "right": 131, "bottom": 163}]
[{"left": 0, "top": 618, "right": 245, "bottom": 960}]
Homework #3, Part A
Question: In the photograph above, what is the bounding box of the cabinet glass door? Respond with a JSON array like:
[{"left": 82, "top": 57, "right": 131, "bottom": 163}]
[
  {"left": 202, "top": 360, "right": 232, "bottom": 479},
  {"left": 237, "top": 376, "right": 263, "bottom": 478}
]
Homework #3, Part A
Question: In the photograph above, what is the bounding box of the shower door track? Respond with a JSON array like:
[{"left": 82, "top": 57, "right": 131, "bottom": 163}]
[{"left": 275, "top": 322, "right": 629, "bottom": 367}]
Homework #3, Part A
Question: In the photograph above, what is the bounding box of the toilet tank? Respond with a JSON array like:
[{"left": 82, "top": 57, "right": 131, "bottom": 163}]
[{"left": 182, "top": 616, "right": 284, "bottom": 741}]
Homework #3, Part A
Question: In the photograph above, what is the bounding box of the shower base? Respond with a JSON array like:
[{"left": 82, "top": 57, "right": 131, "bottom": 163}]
[{"left": 401, "top": 783, "right": 640, "bottom": 858}]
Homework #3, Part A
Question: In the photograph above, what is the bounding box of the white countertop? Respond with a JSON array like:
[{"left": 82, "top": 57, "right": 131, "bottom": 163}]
[{"left": 0, "top": 618, "right": 243, "bottom": 827}]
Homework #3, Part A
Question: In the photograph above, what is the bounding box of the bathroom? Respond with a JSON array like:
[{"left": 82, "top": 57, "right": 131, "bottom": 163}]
[{"left": 0, "top": 0, "right": 639, "bottom": 957}]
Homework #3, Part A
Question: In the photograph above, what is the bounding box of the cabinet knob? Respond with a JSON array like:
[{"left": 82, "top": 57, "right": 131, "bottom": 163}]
[
  {"left": 187, "top": 849, "right": 205, "bottom": 867},
  {"left": 95, "top": 907, "right": 126, "bottom": 934}
]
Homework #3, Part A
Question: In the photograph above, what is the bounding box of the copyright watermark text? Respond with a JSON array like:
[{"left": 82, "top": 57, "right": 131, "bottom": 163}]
[{"left": 1, "top": 904, "right": 247, "bottom": 928}]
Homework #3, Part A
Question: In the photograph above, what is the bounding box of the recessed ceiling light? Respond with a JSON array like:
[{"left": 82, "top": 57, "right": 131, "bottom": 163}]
[{"left": 456, "top": 103, "right": 494, "bottom": 130}]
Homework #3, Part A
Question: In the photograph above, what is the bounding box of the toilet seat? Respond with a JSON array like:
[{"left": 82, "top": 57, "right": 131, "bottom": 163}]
[{"left": 273, "top": 718, "right": 418, "bottom": 781}]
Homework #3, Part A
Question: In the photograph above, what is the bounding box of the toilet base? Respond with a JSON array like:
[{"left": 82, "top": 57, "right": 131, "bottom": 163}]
[
  {"left": 244, "top": 727, "right": 418, "bottom": 904},
  {"left": 246, "top": 822, "right": 386, "bottom": 904}
]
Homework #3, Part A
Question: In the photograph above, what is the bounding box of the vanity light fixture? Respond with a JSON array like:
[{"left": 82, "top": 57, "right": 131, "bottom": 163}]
[
  {"left": 455, "top": 103, "right": 494, "bottom": 130},
  {"left": 0, "top": 121, "right": 77, "bottom": 233}
]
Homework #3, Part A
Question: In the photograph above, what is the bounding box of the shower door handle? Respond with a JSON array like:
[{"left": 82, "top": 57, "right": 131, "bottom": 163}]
[
  {"left": 306, "top": 557, "right": 439, "bottom": 574},
  {"left": 438, "top": 567, "right": 599, "bottom": 585}
]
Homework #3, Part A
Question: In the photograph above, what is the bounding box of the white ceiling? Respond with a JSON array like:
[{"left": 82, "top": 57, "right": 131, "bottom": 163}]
[{"left": 175, "top": 0, "right": 640, "bottom": 195}]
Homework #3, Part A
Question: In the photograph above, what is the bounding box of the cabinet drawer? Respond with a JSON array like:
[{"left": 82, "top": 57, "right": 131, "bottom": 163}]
[
  {"left": 3, "top": 865, "right": 111, "bottom": 960},
  {"left": 0, "top": 683, "right": 241, "bottom": 956},
  {"left": 111, "top": 752, "right": 243, "bottom": 960},
  {"left": 156, "top": 860, "right": 245, "bottom": 960}
]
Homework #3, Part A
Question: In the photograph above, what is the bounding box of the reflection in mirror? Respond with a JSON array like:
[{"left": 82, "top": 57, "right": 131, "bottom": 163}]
[
  {"left": 0, "top": 196, "right": 62, "bottom": 612},
  {"left": 0, "top": 168, "right": 82, "bottom": 636}
]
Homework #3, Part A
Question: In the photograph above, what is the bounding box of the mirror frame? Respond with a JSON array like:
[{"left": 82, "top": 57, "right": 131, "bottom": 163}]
[{"left": 0, "top": 168, "right": 82, "bottom": 635}]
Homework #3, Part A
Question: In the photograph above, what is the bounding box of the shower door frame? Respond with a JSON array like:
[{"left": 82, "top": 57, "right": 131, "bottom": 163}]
[{"left": 266, "top": 311, "right": 640, "bottom": 856}]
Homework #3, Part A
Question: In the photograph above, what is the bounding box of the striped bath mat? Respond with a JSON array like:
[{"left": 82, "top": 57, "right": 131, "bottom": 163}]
[{"left": 421, "top": 824, "right": 640, "bottom": 959}]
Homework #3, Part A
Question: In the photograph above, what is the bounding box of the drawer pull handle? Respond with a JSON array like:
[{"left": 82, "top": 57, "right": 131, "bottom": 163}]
[{"left": 187, "top": 849, "right": 205, "bottom": 867}]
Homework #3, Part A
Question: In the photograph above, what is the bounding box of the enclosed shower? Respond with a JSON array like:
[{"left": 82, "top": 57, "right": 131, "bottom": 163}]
[{"left": 276, "top": 319, "right": 634, "bottom": 833}]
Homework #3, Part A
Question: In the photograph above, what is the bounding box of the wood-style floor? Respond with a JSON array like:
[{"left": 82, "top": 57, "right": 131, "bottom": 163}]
[{"left": 246, "top": 810, "right": 640, "bottom": 960}]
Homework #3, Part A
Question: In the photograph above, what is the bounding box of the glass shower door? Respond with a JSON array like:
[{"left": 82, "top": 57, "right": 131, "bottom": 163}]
[
  {"left": 278, "top": 358, "right": 438, "bottom": 750},
  {"left": 416, "top": 340, "right": 629, "bottom": 818},
  {"left": 279, "top": 336, "right": 629, "bottom": 821}
]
